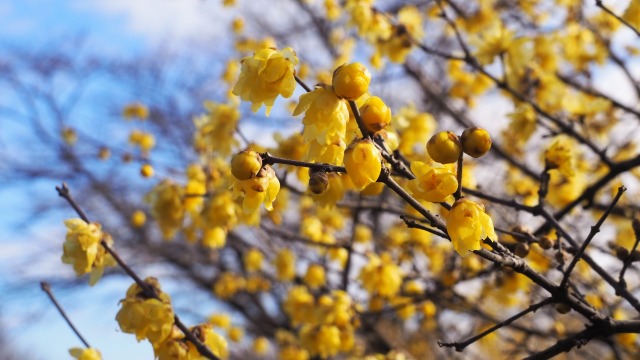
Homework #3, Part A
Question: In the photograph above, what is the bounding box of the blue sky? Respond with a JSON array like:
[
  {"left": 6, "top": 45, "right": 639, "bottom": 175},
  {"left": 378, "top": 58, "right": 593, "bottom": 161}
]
[{"left": 0, "top": 1, "right": 238, "bottom": 359}]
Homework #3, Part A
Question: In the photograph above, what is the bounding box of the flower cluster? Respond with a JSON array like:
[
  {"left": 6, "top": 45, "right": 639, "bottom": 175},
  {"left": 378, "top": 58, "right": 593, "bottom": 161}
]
[{"left": 62, "top": 219, "right": 115, "bottom": 286}]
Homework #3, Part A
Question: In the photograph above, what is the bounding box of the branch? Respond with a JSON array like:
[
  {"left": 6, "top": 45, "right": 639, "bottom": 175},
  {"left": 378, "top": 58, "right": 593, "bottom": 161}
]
[
  {"left": 438, "top": 297, "right": 554, "bottom": 352},
  {"left": 618, "top": 217, "right": 640, "bottom": 290},
  {"left": 595, "top": 0, "right": 640, "bottom": 38},
  {"left": 55, "top": 183, "right": 220, "bottom": 360},
  {"left": 560, "top": 186, "right": 626, "bottom": 288},
  {"left": 40, "top": 281, "right": 91, "bottom": 348}
]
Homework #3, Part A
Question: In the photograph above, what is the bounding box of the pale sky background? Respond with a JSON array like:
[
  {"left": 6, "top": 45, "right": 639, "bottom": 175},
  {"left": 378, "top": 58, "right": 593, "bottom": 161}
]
[{"left": 1, "top": 0, "right": 639, "bottom": 359}]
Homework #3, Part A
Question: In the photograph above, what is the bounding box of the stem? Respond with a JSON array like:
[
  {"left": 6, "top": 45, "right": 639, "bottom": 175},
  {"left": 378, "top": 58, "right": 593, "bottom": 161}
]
[
  {"left": 454, "top": 150, "right": 463, "bottom": 200},
  {"left": 560, "top": 186, "right": 625, "bottom": 288},
  {"left": 55, "top": 183, "right": 220, "bottom": 360},
  {"left": 595, "top": 0, "right": 640, "bottom": 38},
  {"left": 348, "top": 100, "right": 371, "bottom": 140},
  {"left": 438, "top": 298, "right": 554, "bottom": 352},
  {"left": 619, "top": 217, "right": 640, "bottom": 290},
  {"left": 261, "top": 152, "right": 346, "bottom": 173},
  {"left": 295, "top": 75, "right": 312, "bottom": 93},
  {"left": 41, "top": 282, "right": 92, "bottom": 348}
]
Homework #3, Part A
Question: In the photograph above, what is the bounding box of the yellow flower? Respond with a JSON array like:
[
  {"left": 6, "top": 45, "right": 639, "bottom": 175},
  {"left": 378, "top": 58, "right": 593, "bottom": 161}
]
[
  {"left": 145, "top": 181, "right": 185, "bottom": 239},
  {"left": 407, "top": 161, "right": 458, "bottom": 202},
  {"left": 359, "top": 96, "right": 392, "bottom": 133},
  {"left": 294, "top": 86, "right": 349, "bottom": 146},
  {"left": 122, "top": 102, "right": 149, "bottom": 120},
  {"left": 253, "top": 336, "right": 270, "bottom": 354},
  {"left": 393, "top": 104, "right": 436, "bottom": 155},
  {"left": 300, "top": 324, "right": 342, "bottom": 358},
  {"left": 304, "top": 264, "right": 326, "bottom": 289},
  {"left": 544, "top": 135, "right": 576, "bottom": 178},
  {"left": 187, "top": 325, "right": 229, "bottom": 359},
  {"left": 193, "top": 102, "right": 240, "bottom": 156},
  {"left": 213, "top": 272, "right": 246, "bottom": 299},
  {"left": 116, "top": 278, "right": 175, "bottom": 346},
  {"left": 359, "top": 252, "right": 403, "bottom": 298},
  {"left": 208, "top": 313, "right": 232, "bottom": 329},
  {"left": 473, "top": 21, "right": 514, "bottom": 65},
  {"left": 460, "top": 127, "right": 492, "bottom": 158},
  {"left": 446, "top": 199, "right": 497, "bottom": 256},
  {"left": 131, "top": 210, "right": 146, "bottom": 228},
  {"left": 427, "top": 131, "right": 462, "bottom": 164},
  {"left": 231, "top": 164, "right": 280, "bottom": 214},
  {"left": 228, "top": 327, "right": 244, "bottom": 343},
  {"left": 232, "top": 47, "right": 298, "bottom": 116},
  {"left": 332, "top": 62, "right": 371, "bottom": 101},
  {"left": 507, "top": 103, "right": 537, "bottom": 143},
  {"left": 69, "top": 348, "right": 102, "bottom": 360},
  {"left": 231, "top": 149, "right": 263, "bottom": 180},
  {"left": 310, "top": 173, "right": 346, "bottom": 207},
  {"left": 243, "top": 248, "right": 264, "bottom": 273},
  {"left": 344, "top": 139, "right": 382, "bottom": 191},
  {"left": 623, "top": 0, "right": 640, "bottom": 30},
  {"left": 140, "top": 164, "right": 154, "bottom": 178},
  {"left": 62, "top": 219, "right": 115, "bottom": 285},
  {"left": 274, "top": 249, "right": 296, "bottom": 281}
]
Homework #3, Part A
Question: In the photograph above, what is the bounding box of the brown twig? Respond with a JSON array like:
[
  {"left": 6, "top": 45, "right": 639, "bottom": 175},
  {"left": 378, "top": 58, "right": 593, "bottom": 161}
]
[
  {"left": 619, "top": 217, "right": 640, "bottom": 290},
  {"left": 560, "top": 186, "right": 626, "bottom": 288},
  {"left": 55, "top": 183, "right": 220, "bottom": 360},
  {"left": 595, "top": 0, "right": 640, "bottom": 38},
  {"left": 40, "top": 281, "right": 91, "bottom": 348}
]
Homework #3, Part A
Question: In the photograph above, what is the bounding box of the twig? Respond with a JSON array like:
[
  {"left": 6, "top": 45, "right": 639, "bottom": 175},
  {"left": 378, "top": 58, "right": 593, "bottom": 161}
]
[
  {"left": 55, "top": 183, "right": 220, "bottom": 360},
  {"left": 438, "top": 297, "right": 554, "bottom": 352},
  {"left": 454, "top": 151, "right": 463, "bottom": 200},
  {"left": 595, "top": 0, "right": 640, "bottom": 38},
  {"left": 295, "top": 75, "right": 312, "bottom": 93},
  {"left": 400, "top": 215, "right": 449, "bottom": 239},
  {"left": 40, "top": 281, "right": 91, "bottom": 348},
  {"left": 348, "top": 100, "right": 371, "bottom": 140},
  {"left": 560, "top": 186, "right": 626, "bottom": 288},
  {"left": 619, "top": 217, "right": 640, "bottom": 290},
  {"left": 261, "top": 152, "right": 346, "bottom": 173}
]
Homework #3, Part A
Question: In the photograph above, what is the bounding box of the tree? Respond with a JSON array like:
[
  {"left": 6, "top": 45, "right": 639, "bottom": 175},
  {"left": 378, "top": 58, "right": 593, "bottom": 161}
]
[{"left": 4, "top": 0, "right": 640, "bottom": 359}]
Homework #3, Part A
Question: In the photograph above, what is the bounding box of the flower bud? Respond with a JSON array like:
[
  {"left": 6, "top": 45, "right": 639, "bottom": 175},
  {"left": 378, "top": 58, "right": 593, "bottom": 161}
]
[
  {"left": 140, "top": 164, "right": 154, "bottom": 178},
  {"left": 308, "top": 170, "right": 329, "bottom": 194},
  {"left": 514, "top": 243, "right": 530, "bottom": 258},
  {"left": 231, "top": 149, "right": 262, "bottom": 180},
  {"left": 344, "top": 139, "right": 382, "bottom": 191},
  {"left": 332, "top": 62, "right": 371, "bottom": 101},
  {"left": 460, "top": 127, "right": 492, "bottom": 158},
  {"left": 539, "top": 236, "right": 554, "bottom": 250},
  {"left": 359, "top": 96, "right": 392, "bottom": 133},
  {"left": 427, "top": 131, "right": 462, "bottom": 164}
]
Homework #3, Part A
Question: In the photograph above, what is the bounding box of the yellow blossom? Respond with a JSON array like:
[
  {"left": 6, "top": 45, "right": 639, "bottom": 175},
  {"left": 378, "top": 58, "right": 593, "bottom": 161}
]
[
  {"left": 393, "top": 104, "right": 436, "bottom": 155},
  {"left": 446, "top": 199, "right": 497, "bottom": 256},
  {"left": 473, "top": 22, "right": 514, "bottom": 65},
  {"left": 460, "top": 127, "right": 492, "bottom": 158},
  {"left": 304, "top": 264, "right": 326, "bottom": 289},
  {"left": 116, "top": 277, "right": 174, "bottom": 345},
  {"left": 344, "top": 139, "right": 382, "bottom": 191},
  {"left": 623, "top": 0, "right": 640, "bottom": 30},
  {"left": 294, "top": 86, "right": 349, "bottom": 146},
  {"left": 69, "top": 348, "right": 102, "bottom": 360},
  {"left": 228, "top": 327, "right": 244, "bottom": 342},
  {"left": 208, "top": 313, "right": 231, "bottom": 329},
  {"left": 231, "top": 164, "right": 280, "bottom": 214},
  {"left": 427, "top": 131, "right": 462, "bottom": 164},
  {"left": 145, "top": 181, "right": 185, "bottom": 239},
  {"left": 193, "top": 102, "right": 240, "bottom": 156},
  {"left": 253, "top": 336, "right": 270, "bottom": 354},
  {"left": 359, "top": 252, "right": 403, "bottom": 298},
  {"left": 274, "top": 248, "right": 296, "bottom": 281},
  {"left": 213, "top": 272, "right": 246, "bottom": 299},
  {"left": 62, "top": 219, "right": 115, "bottom": 285},
  {"left": 332, "top": 62, "right": 371, "bottom": 101},
  {"left": 187, "top": 324, "right": 229, "bottom": 359},
  {"left": 544, "top": 135, "right": 576, "bottom": 178},
  {"left": 300, "top": 324, "right": 342, "bottom": 358},
  {"left": 122, "top": 102, "right": 149, "bottom": 120},
  {"left": 407, "top": 161, "right": 458, "bottom": 203},
  {"left": 232, "top": 48, "right": 298, "bottom": 116},
  {"left": 244, "top": 248, "right": 264, "bottom": 272},
  {"left": 359, "top": 96, "right": 392, "bottom": 133}
]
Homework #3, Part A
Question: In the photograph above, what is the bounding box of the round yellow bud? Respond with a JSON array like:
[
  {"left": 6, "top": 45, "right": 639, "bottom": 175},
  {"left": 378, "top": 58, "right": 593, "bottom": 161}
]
[
  {"left": 308, "top": 170, "right": 329, "bottom": 194},
  {"left": 460, "top": 127, "right": 492, "bottom": 158},
  {"left": 231, "top": 149, "right": 262, "bottom": 180},
  {"left": 253, "top": 337, "right": 269, "bottom": 354},
  {"left": 359, "top": 96, "right": 392, "bottom": 133},
  {"left": 131, "top": 210, "right": 146, "bottom": 228},
  {"left": 344, "top": 139, "right": 382, "bottom": 191},
  {"left": 426, "top": 131, "right": 462, "bottom": 164},
  {"left": 303, "top": 263, "right": 326, "bottom": 289},
  {"left": 228, "top": 327, "right": 244, "bottom": 342},
  {"left": 332, "top": 62, "right": 371, "bottom": 100},
  {"left": 140, "top": 164, "right": 154, "bottom": 178}
]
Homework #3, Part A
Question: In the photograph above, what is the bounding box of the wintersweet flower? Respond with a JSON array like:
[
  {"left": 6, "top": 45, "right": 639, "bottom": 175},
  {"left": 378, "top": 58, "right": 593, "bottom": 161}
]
[
  {"left": 187, "top": 325, "right": 229, "bottom": 359},
  {"left": 116, "top": 277, "right": 175, "bottom": 345},
  {"left": 359, "top": 96, "right": 392, "bottom": 133},
  {"left": 294, "top": 86, "right": 349, "bottom": 146},
  {"left": 446, "top": 199, "right": 497, "bottom": 256},
  {"left": 407, "top": 161, "right": 458, "bottom": 202},
  {"left": 62, "top": 219, "right": 115, "bottom": 285},
  {"left": 232, "top": 47, "right": 298, "bottom": 116},
  {"left": 359, "top": 252, "right": 403, "bottom": 298},
  {"left": 332, "top": 62, "right": 371, "bottom": 101},
  {"left": 231, "top": 164, "right": 280, "bottom": 214},
  {"left": 427, "top": 131, "right": 462, "bottom": 164},
  {"left": 144, "top": 181, "right": 185, "bottom": 240},
  {"left": 343, "top": 139, "right": 382, "bottom": 191},
  {"left": 544, "top": 135, "right": 576, "bottom": 178},
  {"left": 69, "top": 348, "right": 102, "bottom": 360}
]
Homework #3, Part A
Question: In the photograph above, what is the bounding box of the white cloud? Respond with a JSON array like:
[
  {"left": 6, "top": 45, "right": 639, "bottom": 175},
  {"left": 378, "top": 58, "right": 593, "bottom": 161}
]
[{"left": 81, "top": 0, "right": 233, "bottom": 43}]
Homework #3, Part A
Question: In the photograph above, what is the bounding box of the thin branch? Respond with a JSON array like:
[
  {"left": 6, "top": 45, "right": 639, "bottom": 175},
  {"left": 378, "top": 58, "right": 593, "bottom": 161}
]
[
  {"left": 348, "top": 100, "right": 371, "bottom": 140},
  {"left": 55, "top": 183, "right": 220, "bottom": 360},
  {"left": 618, "top": 217, "right": 640, "bottom": 290},
  {"left": 438, "top": 297, "right": 554, "bottom": 352},
  {"left": 40, "top": 281, "right": 91, "bottom": 348},
  {"left": 454, "top": 151, "right": 463, "bottom": 200},
  {"left": 261, "top": 152, "right": 346, "bottom": 173},
  {"left": 560, "top": 186, "right": 626, "bottom": 288},
  {"left": 295, "top": 75, "right": 312, "bottom": 93},
  {"left": 595, "top": 0, "right": 640, "bottom": 38}
]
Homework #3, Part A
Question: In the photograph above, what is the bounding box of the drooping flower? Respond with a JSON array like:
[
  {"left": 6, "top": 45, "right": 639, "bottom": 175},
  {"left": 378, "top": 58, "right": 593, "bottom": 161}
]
[
  {"left": 116, "top": 277, "right": 175, "bottom": 346},
  {"left": 343, "top": 139, "right": 382, "bottom": 191},
  {"left": 332, "top": 62, "right": 371, "bottom": 101},
  {"left": 407, "top": 161, "right": 458, "bottom": 202},
  {"left": 446, "top": 199, "right": 497, "bottom": 256},
  {"left": 232, "top": 47, "right": 299, "bottom": 116},
  {"left": 187, "top": 325, "right": 229, "bottom": 359},
  {"left": 231, "top": 164, "right": 280, "bottom": 214},
  {"left": 427, "top": 131, "right": 462, "bottom": 164},
  {"left": 460, "top": 127, "right": 492, "bottom": 158},
  {"left": 62, "top": 219, "right": 115, "bottom": 286},
  {"left": 359, "top": 252, "right": 403, "bottom": 298},
  {"left": 293, "top": 86, "right": 349, "bottom": 146}
]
